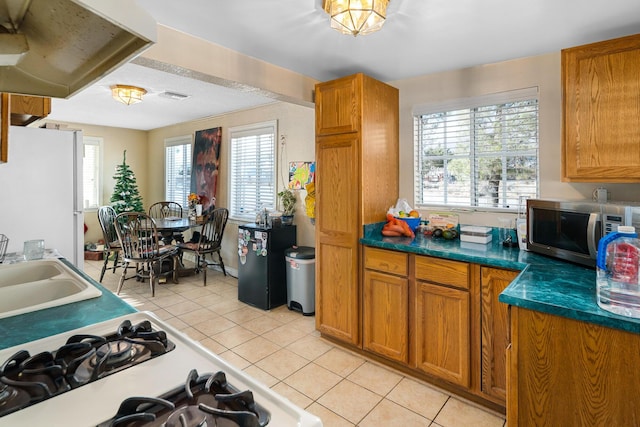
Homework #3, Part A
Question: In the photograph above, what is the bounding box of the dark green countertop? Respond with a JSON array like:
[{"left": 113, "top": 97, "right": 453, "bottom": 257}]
[
  {"left": 361, "top": 223, "right": 640, "bottom": 334},
  {"left": 0, "top": 257, "right": 136, "bottom": 350}
]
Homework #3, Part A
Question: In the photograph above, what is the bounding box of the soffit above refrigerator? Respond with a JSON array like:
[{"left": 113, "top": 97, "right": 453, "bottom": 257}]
[{"left": 0, "top": 0, "right": 156, "bottom": 99}]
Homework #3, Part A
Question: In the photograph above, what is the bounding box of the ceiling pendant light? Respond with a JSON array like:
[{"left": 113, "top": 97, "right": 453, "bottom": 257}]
[
  {"left": 323, "top": 0, "right": 389, "bottom": 37},
  {"left": 111, "top": 85, "right": 147, "bottom": 105}
]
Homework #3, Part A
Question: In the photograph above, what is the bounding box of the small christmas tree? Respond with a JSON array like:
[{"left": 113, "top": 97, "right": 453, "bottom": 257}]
[{"left": 110, "top": 150, "right": 144, "bottom": 214}]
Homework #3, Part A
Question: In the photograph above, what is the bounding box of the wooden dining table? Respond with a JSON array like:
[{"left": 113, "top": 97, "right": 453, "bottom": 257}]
[
  {"left": 153, "top": 217, "right": 197, "bottom": 243},
  {"left": 152, "top": 217, "right": 200, "bottom": 277}
]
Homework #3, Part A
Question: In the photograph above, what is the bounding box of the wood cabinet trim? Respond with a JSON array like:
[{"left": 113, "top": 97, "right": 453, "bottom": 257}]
[{"left": 0, "top": 94, "right": 8, "bottom": 163}]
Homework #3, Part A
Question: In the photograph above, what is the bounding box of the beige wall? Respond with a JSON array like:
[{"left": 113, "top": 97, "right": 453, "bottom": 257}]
[
  {"left": 392, "top": 52, "right": 640, "bottom": 227},
  {"left": 146, "top": 102, "right": 316, "bottom": 274}
]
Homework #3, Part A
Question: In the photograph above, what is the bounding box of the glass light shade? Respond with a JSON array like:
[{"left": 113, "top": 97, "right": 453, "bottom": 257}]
[
  {"left": 111, "top": 85, "right": 147, "bottom": 105},
  {"left": 324, "top": 0, "right": 389, "bottom": 36}
]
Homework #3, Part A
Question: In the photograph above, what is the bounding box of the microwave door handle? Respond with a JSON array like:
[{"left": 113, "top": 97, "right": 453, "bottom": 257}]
[{"left": 587, "top": 213, "right": 600, "bottom": 258}]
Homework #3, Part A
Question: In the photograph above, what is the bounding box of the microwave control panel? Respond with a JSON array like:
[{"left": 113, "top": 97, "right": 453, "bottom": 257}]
[{"left": 603, "top": 214, "right": 624, "bottom": 234}]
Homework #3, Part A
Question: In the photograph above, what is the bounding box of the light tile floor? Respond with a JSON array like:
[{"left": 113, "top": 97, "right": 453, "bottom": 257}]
[{"left": 84, "top": 260, "right": 507, "bottom": 427}]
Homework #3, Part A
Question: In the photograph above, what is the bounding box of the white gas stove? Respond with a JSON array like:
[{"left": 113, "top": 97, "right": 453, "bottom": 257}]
[{"left": 0, "top": 311, "right": 322, "bottom": 426}]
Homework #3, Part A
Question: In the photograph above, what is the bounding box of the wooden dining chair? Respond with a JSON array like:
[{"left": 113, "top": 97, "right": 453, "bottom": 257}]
[
  {"left": 149, "top": 201, "right": 183, "bottom": 219},
  {"left": 113, "top": 212, "right": 179, "bottom": 297},
  {"left": 178, "top": 208, "right": 229, "bottom": 285},
  {"left": 97, "top": 206, "right": 122, "bottom": 282},
  {"left": 149, "top": 201, "right": 185, "bottom": 243}
]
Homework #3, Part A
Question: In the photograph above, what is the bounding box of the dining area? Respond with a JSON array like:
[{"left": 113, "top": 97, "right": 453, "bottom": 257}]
[{"left": 96, "top": 200, "right": 229, "bottom": 297}]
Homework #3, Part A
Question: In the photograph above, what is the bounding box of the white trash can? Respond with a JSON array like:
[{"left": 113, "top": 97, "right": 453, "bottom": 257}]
[{"left": 285, "top": 246, "right": 316, "bottom": 316}]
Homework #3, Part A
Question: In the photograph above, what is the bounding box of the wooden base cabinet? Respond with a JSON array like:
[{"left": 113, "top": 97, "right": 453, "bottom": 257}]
[
  {"left": 363, "top": 247, "right": 409, "bottom": 363},
  {"left": 508, "top": 307, "right": 640, "bottom": 426},
  {"left": 414, "top": 256, "right": 471, "bottom": 387},
  {"left": 480, "top": 267, "right": 518, "bottom": 404},
  {"left": 356, "top": 246, "right": 519, "bottom": 412},
  {"left": 315, "top": 73, "right": 399, "bottom": 346},
  {"left": 414, "top": 281, "right": 470, "bottom": 387}
]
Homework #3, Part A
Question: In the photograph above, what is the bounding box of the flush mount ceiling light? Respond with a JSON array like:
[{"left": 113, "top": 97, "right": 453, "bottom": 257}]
[
  {"left": 111, "top": 85, "right": 147, "bottom": 105},
  {"left": 322, "top": 0, "right": 389, "bottom": 36}
]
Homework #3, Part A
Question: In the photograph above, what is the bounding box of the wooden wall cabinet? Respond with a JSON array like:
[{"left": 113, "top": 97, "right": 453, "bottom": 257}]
[
  {"left": 362, "top": 247, "right": 409, "bottom": 363},
  {"left": 507, "top": 307, "right": 640, "bottom": 426},
  {"left": 414, "top": 256, "right": 471, "bottom": 387},
  {"left": 480, "top": 267, "right": 517, "bottom": 404},
  {"left": 0, "top": 93, "right": 52, "bottom": 163},
  {"left": 315, "top": 73, "right": 399, "bottom": 346},
  {"left": 9, "top": 93, "right": 51, "bottom": 126},
  {"left": 562, "top": 33, "right": 640, "bottom": 182}
]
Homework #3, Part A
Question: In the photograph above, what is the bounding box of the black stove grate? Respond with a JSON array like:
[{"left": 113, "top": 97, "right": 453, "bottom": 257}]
[
  {"left": 0, "top": 319, "right": 175, "bottom": 417},
  {"left": 97, "top": 369, "right": 271, "bottom": 427}
]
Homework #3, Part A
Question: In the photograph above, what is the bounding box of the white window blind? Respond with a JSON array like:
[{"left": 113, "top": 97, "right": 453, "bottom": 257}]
[
  {"left": 165, "top": 135, "right": 192, "bottom": 209},
  {"left": 229, "top": 121, "right": 277, "bottom": 220},
  {"left": 82, "top": 136, "right": 102, "bottom": 210},
  {"left": 413, "top": 88, "right": 539, "bottom": 211}
]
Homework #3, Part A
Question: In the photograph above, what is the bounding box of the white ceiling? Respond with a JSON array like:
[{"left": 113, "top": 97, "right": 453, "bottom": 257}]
[{"left": 45, "top": 0, "right": 640, "bottom": 131}]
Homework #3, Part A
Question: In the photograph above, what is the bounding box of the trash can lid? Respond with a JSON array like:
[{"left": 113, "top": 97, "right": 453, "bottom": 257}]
[{"left": 285, "top": 246, "right": 315, "bottom": 259}]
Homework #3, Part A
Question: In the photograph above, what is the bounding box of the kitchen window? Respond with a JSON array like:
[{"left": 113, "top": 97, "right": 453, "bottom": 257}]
[
  {"left": 165, "top": 135, "right": 192, "bottom": 209},
  {"left": 229, "top": 120, "right": 277, "bottom": 220},
  {"left": 82, "top": 136, "right": 102, "bottom": 210},
  {"left": 414, "top": 87, "right": 539, "bottom": 211}
]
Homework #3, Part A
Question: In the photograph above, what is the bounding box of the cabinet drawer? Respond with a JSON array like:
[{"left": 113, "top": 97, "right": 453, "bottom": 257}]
[
  {"left": 364, "top": 247, "right": 408, "bottom": 276},
  {"left": 414, "top": 256, "right": 469, "bottom": 290}
]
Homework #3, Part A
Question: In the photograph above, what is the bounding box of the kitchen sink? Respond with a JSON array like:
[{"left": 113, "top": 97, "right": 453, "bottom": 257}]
[{"left": 0, "top": 259, "right": 102, "bottom": 319}]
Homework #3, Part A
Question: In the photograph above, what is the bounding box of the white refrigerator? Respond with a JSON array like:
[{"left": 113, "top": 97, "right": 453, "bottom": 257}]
[{"left": 0, "top": 126, "right": 84, "bottom": 268}]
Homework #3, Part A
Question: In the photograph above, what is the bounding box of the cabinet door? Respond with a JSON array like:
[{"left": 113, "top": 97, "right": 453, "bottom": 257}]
[
  {"left": 414, "top": 281, "right": 470, "bottom": 387},
  {"left": 315, "top": 74, "right": 361, "bottom": 136},
  {"left": 562, "top": 34, "right": 640, "bottom": 182},
  {"left": 481, "top": 267, "right": 517, "bottom": 403},
  {"left": 363, "top": 269, "right": 409, "bottom": 363},
  {"left": 510, "top": 307, "right": 640, "bottom": 426},
  {"left": 315, "top": 133, "right": 361, "bottom": 345}
]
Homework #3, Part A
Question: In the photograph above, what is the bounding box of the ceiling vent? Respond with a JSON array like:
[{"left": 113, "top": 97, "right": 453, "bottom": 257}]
[
  {"left": 0, "top": 0, "right": 157, "bottom": 99},
  {"left": 159, "top": 91, "right": 191, "bottom": 101}
]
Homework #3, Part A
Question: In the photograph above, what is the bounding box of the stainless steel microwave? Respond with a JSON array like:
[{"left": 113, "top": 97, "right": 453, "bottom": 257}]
[{"left": 527, "top": 199, "right": 640, "bottom": 267}]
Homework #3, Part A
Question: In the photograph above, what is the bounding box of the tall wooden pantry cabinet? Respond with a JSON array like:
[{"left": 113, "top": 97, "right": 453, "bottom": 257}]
[{"left": 314, "top": 73, "right": 399, "bottom": 346}]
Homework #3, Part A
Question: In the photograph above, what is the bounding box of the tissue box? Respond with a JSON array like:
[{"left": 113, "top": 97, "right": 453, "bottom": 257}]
[{"left": 460, "top": 226, "right": 493, "bottom": 244}]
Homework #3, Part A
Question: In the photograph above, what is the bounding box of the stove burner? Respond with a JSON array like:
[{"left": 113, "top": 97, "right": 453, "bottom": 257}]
[
  {"left": 0, "top": 319, "right": 175, "bottom": 418},
  {"left": 0, "top": 383, "right": 30, "bottom": 417},
  {"left": 98, "top": 369, "right": 270, "bottom": 427},
  {"left": 95, "top": 341, "right": 136, "bottom": 369},
  {"left": 165, "top": 405, "right": 210, "bottom": 427}
]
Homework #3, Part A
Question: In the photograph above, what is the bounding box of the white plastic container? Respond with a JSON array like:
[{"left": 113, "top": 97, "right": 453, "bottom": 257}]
[
  {"left": 596, "top": 226, "right": 640, "bottom": 318},
  {"left": 460, "top": 226, "right": 492, "bottom": 244}
]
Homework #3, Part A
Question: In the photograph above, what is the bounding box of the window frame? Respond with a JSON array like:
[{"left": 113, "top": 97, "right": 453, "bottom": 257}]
[
  {"left": 82, "top": 136, "right": 103, "bottom": 211},
  {"left": 228, "top": 120, "right": 278, "bottom": 222},
  {"left": 413, "top": 87, "right": 540, "bottom": 212},
  {"left": 164, "top": 135, "right": 193, "bottom": 210}
]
